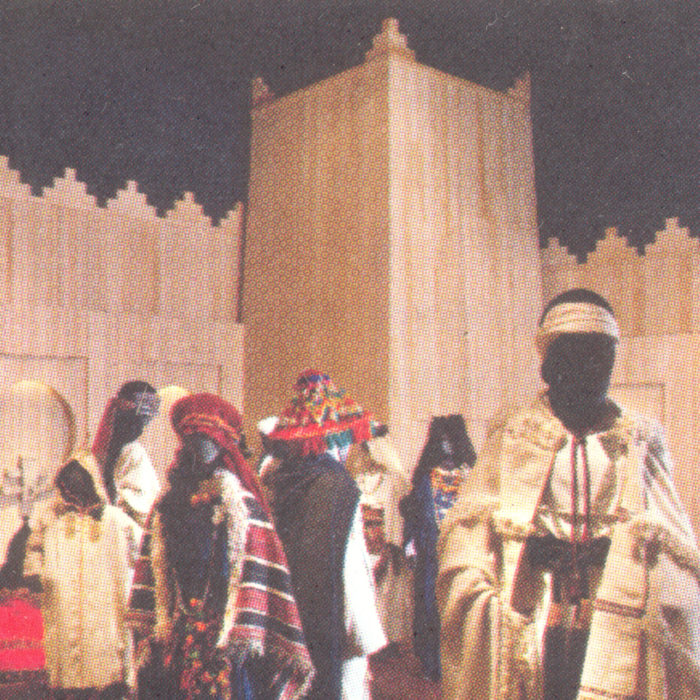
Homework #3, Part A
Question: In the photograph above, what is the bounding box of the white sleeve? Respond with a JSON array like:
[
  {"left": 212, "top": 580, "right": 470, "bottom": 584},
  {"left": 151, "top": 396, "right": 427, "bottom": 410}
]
[
  {"left": 115, "top": 442, "right": 161, "bottom": 519},
  {"left": 642, "top": 423, "right": 700, "bottom": 657},
  {"left": 343, "top": 503, "right": 387, "bottom": 657}
]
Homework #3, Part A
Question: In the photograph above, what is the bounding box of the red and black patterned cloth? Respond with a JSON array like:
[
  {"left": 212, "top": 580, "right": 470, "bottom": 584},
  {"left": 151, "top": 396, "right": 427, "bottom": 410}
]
[{"left": 128, "top": 392, "right": 313, "bottom": 700}]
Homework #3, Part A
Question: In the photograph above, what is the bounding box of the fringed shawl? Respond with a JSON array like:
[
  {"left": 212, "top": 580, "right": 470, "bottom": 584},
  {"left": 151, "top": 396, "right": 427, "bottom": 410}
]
[
  {"left": 127, "top": 469, "right": 314, "bottom": 700},
  {"left": 437, "top": 394, "right": 700, "bottom": 700}
]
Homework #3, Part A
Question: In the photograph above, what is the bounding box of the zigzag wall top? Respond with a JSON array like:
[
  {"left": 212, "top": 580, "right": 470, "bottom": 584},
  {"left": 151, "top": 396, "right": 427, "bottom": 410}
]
[
  {"left": 0, "top": 155, "right": 242, "bottom": 228},
  {"left": 541, "top": 218, "right": 698, "bottom": 267}
]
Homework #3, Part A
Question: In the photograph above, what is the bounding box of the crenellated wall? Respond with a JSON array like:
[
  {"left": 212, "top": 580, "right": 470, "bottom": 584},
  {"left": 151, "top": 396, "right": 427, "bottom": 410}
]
[
  {"left": 0, "top": 157, "right": 246, "bottom": 501},
  {"left": 541, "top": 218, "right": 699, "bottom": 337},
  {"left": 541, "top": 218, "right": 700, "bottom": 534},
  {"left": 0, "top": 158, "right": 243, "bottom": 321},
  {"left": 0, "top": 18, "right": 697, "bottom": 540},
  {"left": 243, "top": 19, "right": 542, "bottom": 470}
]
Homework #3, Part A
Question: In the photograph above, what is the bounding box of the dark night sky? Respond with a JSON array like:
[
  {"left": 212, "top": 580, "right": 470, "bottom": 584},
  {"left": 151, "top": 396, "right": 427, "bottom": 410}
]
[{"left": 0, "top": 0, "right": 697, "bottom": 257}]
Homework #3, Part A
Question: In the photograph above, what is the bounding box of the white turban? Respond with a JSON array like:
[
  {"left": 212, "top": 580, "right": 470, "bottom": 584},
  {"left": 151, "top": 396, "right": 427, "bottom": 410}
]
[{"left": 535, "top": 301, "right": 620, "bottom": 356}]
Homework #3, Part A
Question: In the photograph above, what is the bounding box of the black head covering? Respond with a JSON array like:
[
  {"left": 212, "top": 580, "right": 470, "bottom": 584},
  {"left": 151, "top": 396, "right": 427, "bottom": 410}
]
[
  {"left": 539, "top": 289, "right": 618, "bottom": 436},
  {"left": 102, "top": 380, "right": 158, "bottom": 503},
  {"left": 412, "top": 414, "right": 476, "bottom": 486}
]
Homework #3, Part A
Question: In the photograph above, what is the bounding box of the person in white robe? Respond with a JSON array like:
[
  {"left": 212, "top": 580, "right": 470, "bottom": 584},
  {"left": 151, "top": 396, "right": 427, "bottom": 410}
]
[
  {"left": 346, "top": 434, "right": 414, "bottom": 646},
  {"left": 437, "top": 288, "right": 700, "bottom": 700},
  {"left": 92, "top": 381, "right": 161, "bottom": 528},
  {"left": 25, "top": 451, "right": 138, "bottom": 698}
]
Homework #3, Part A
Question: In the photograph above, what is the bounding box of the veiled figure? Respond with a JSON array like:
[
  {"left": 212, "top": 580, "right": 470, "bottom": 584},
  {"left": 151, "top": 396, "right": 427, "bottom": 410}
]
[{"left": 128, "top": 393, "right": 314, "bottom": 700}]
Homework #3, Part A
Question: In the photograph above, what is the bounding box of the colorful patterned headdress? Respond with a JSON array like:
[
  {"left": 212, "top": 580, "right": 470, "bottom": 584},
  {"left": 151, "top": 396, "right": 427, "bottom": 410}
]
[{"left": 268, "top": 369, "right": 383, "bottom": 457}]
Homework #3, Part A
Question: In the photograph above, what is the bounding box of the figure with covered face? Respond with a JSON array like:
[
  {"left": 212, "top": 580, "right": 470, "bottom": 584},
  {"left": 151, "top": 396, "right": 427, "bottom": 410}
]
[
  {"left": 24, "top": 451, "right": 138, "bottom": 699},
  {"left": 92, "top": 381, "right": 161, "bottom": 527},
  {"left": 437, "top": 289, "right": 700, "bottom": 700},
  {"left": 127, "top": 393, "right": 313, "bottom": 700},
  {"left": 400, "top": 414, "right": 476, "bottom": 681},
  {"left": 265, "top": 370, "right": 388, "bottom": 700}
]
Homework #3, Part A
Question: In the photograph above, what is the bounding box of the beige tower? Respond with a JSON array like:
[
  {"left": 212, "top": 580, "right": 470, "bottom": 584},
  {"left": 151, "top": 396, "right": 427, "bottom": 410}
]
[{"left": 242, "top": 19, "right": 543, "bottom": 468}]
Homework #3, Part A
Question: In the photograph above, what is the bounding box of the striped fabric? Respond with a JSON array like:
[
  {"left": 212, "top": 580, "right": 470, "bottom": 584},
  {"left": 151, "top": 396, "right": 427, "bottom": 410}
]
[
  {"left": 126, "top": 514, "right": 157, "bottom": 628},
  {"left": 227, "top": 495, "right": 312, "bottom": 698},
  {"left": 127, "top": 490, "right": 314, "bottom": 700},
  {"left": 0, "top": 590, "right": 46, "bottom": 686}
]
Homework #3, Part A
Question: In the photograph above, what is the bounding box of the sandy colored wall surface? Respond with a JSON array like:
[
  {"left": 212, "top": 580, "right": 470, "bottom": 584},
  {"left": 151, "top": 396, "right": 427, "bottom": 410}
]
[
  {"left": 0, "top": 159, "right": 245, "bottom": 555},
  {"left": 243, "top": 20, "right": 542, "bottom": 469}
]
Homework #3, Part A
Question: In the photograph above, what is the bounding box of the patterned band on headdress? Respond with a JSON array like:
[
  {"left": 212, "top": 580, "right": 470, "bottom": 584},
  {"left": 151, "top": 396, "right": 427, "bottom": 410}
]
[
  {"left": 535, "top": 301, "right": 620, "bottom": 355},
  {"left": 174, "top": 412, "right": 241, "bottom": 446},
  {"left": 109, "top": 392, "right": 160, "bottom": 419},
  {"left": 131, "top": 391, "right": 161, "bottom": 419},
  {"left": 269, "top": 369, "right": 383, "bottom": 456}
]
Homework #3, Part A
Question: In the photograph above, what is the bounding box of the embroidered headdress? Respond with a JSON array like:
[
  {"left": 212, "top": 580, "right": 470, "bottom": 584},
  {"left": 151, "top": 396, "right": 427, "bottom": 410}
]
[
  {"left": 535, "top": 288, "right": 620, "bottom": 357},
  {"left": 269, "top": 369, "right": 383, "bottom": 456}
]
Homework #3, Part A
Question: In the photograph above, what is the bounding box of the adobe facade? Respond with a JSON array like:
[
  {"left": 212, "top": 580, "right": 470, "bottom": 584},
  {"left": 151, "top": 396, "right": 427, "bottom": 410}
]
[
  {"left": 242, "top": 19, "right": 542, "bottom": 469},
  {"left": 0, "top": 160, "right": 245, "bottom": 553},
  {"left": 0, "top": 19, "right": 698, "bottom": 538}
]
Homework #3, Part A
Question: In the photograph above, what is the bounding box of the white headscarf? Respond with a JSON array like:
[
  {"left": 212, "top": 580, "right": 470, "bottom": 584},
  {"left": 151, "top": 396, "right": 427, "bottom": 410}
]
[{"left": 535, "top": 301, "right": 620, "bottom": 356}]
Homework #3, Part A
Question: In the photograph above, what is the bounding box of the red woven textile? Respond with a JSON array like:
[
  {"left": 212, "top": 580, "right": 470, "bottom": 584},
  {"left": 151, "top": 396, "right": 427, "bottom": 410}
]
[{"left": 0, "top": 592, "right": 45, "bottom": 677}]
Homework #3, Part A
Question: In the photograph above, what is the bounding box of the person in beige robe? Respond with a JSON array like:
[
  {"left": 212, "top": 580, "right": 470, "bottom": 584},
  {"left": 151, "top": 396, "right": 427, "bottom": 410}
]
[
  {"left": 25, "top": 451, "right": 138, "bottom": 699},
  {"left": 437, "top": 288, "right": 700, "bottom": 700},
  {"left": 346, "top": 434, "right": 414, "bottom": 646}
]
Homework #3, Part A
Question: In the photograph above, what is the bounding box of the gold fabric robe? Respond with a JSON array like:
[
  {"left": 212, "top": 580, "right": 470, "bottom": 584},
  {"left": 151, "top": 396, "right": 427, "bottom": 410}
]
[{"left": 437, "top": 394, "right": 700, "bottom": 700}]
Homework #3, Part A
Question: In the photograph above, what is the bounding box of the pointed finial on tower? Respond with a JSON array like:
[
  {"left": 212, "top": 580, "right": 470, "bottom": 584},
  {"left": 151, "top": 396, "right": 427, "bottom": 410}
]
[
  {"left": 507, "top": 72, "right": 531, "bottom": 104},
  {"left": 251, "top": 76, "right": 275, "bottom": 108},
  {"left": 364, "top": 18, "right": 415, "bottom": 63}
]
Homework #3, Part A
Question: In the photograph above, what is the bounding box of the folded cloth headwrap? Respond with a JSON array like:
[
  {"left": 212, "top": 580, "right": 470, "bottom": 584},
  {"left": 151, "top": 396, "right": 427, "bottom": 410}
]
[
  {"left": 169, "top": 393, "right": 269, "bottom": 513},
  {"left": 268, "top": 369, "right": 384, "bottom": 457},
  {"left": 535, "top": 301, "right": 620, "bottom": 356}
]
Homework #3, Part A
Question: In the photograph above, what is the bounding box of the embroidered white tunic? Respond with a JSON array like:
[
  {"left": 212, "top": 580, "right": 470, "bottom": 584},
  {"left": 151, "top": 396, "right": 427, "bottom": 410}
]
[
  {"left": 25, "top": 500, "right": 136, "bottom": 690},
  {"left": 437, "top": 394, "right": 700, "bottom": 700}
]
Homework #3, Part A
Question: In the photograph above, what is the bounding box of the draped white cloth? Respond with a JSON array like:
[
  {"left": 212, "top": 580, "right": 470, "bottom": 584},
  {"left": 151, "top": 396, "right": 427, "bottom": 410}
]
[
  {"left": 437, "top": 394, "right": 700, "bottom": 700},
  {"left": 113, "top": 441, "right": 161, "bottom": 526}
]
